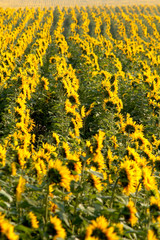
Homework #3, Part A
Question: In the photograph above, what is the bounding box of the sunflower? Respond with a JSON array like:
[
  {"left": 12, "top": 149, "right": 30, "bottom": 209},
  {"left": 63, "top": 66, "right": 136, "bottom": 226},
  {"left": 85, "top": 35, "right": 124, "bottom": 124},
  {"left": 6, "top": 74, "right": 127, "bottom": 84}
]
[
  {"left": 105, "top": 148, "right": 118, "bottom": 169},
  {"left": 88, "top": 167, "right": 103, "bottom": 192},
  {"left": 41, "top": 76, "right": 49, "bottom": 91},
  {"left": 65, "top": 99, "right": 76, "bottom": 116},
  {"left": 52, "top": 133, "right": 60, "bottom": 146},
  {"left": 142, "top": 166, "right": 158, "bottom": 192},
  {"left": 131, "top": 131, "right": 151, "bottom": 150},
  {"left": 91, "top": 151, "right": 106, "bottom": 172},
  {"left": 155, "top": 156, "right": 160, "bottom": 171},
  {"left": 149, "top": 196, "right": 160, "bottom": 221},
  {"left": 85, "top": 216, "right": 119, "bottom": 240},
  {"left": 121, "top": 114, "right": 142, "bottom": 135},
  {"left": 147, "top": 229, "right": 159, "bottom": 240},
  {"left": 141, "top": 147, "right": 155, "bottom": 163},
  {"left": 68, "top": 92, "right": 80, "bottom": 106},
  {"left": 122, "top": 200, "right": 138, "bottom": 227},
  {"left": 125, "top": 146, "right": 142, "bottom": 165},
  {"left": 48, "top": 159, "right": 72, "bottom": 192},
  {"left": 16, "top": 176, "right": 26, "bottom": 202},
  {"left": 0, "top": 144, "right": 6, "bottom": 167},
  {"left": 47, "top": 215, "right": 66, "bottom": 240},
  {"left": 110, "top": 135, "right": 118, "bottom": 149},
  {"left": 94, "top": 130, "right": 105, "bottom": 152},
  {"left": 119, "top": 160, "right": 141, "bottom": 195},
  {"left": 28, "top": 212, "right": 39, "bottom": 229},
  {"left": 0, "top": 212, "right": 19, "bottom": 240},
  {"left": 61, "top": 141, "right": 71, "bottom": 159},
  {"left": 67, "top": 159, "right": 82, "bottom": 181}
]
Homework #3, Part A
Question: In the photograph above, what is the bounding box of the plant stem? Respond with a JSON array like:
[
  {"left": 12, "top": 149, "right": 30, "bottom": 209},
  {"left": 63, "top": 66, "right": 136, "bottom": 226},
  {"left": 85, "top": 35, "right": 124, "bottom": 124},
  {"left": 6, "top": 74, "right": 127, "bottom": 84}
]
[
  {"left": 45, "top": 181, "right": 49, "bottom": 224},
  {"left": 134, "top": 181, "right": 141, "bottom": 206},
  {"left": 110, "top": 177, "right": 120, "bottom": 208}
]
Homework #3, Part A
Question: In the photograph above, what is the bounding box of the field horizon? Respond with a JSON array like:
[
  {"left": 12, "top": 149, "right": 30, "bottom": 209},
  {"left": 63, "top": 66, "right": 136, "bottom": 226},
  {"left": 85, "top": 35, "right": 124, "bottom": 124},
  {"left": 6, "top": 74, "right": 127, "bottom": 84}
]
[{"left": 0, "top": 0, "right": 160, "bottom": 8}]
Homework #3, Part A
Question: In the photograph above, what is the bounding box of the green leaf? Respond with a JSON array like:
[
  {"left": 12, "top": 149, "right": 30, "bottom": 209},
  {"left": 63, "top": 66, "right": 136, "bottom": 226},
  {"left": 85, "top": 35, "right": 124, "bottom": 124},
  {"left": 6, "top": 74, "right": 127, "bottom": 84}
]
[
  {"left": 19, "top": 196, "right": 37, "bottom": 208},
  {"left": 26, "top": 184, "right": 43, "bottom": 191},
  {"left": 0, "top": 189, "right": 13, "bottom": 202},
  {"left": 123, "top": 223, "right": 137, "bottom": 233},
  {"left": 87, "top": 169, "right": 103, "bottom": 179}
]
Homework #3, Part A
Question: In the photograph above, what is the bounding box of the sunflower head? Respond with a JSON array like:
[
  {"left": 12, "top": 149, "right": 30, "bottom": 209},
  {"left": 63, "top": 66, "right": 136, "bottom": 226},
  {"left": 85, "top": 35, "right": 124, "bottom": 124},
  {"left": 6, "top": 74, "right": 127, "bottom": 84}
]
[
  {"left": 119, "top": 168, "right": 129, "bottom": 188},
  {"left": 155, "top": 157, "right": 160, "bottom": 171},
  {"left": 122, "top": 200, "right": 138, "bottom": 226},
  {"left": 48, "top": 168, "right": 62, "bottom": 184}
]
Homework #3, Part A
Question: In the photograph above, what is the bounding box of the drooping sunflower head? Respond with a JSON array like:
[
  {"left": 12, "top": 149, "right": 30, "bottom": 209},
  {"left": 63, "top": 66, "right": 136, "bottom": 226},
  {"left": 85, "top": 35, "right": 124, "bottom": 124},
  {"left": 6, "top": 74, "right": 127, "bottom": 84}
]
[
  {"left": 88, "top": 167, "right": 103, "bottom": 192},
  {"left": 47, "top": 215, "right": 66, "bottom": 240},
  {"left": 142, "top": 166, "right": 158, "bottom": 192},
  {"left": 147, "top": 229, "right": 159, "bottom": 240},
  {"left": 121, "top": 114, "right": 142, "bottom": 135},
  {"left": 155, "top": 156, "right": 160, "bottom": 171},
  {"left": 52, "top": 132, "right": 60, "bottom": 146},
  {"left": 0, "top": 212, "right": 19, "bottom": 240},
  {"left": 48, "top": 159, "right": 72, "bottom": 192},
  {"left": 149, "top": 196, "right": 160, "bottom": 221},
  {"left": 85, "top": 216, "right": 119, "bottom": 240},
  {"left": 122, "top": 200, "right": 138, "bottom": 227},
  {"left": 119, "top": 160, "right": 138, "bottom": 195}
]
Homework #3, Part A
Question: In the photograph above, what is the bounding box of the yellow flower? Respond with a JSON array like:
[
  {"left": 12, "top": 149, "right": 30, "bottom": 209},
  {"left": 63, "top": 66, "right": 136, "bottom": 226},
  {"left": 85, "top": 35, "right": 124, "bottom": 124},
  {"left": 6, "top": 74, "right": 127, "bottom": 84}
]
[
  {"left": 123, "top": 200, "right": 138, "bottom": 226},
  {"left": 28, "top": 212, "right": 39, "bottom": 229},
  {"left": 147, "top": 229, "right": 158, "bottom": 240},
  {"left": 119, "top": 160, "right": 141, "bottom": 195},
  {"left": 121, "top": 114, "right": 142, "bottom": 135},
  {"left": 0, "top": 144, "right": 6, "bottom": 167},
  {"left": 131, "top": 131, "right": 151, "bottom": 150},
  {"left": 81, "top": 105, "right": 86, "bottom": 118},
  {"left": 48, "top": 159, "right": 72, "bottom": 192},
  {"left": 67, "top": 159, "right": 82, "bottom": 181},
  {"left": 16, "top": 176, "right": 26, "bottom": 202},
  {"left": 41, "top": 76, "right": 49, "bottom": 90},
  {"left": 142, "top": 166, "right": 157, "bottom": 192},
  {"left": 110, "top": 135, "right": 118, "bottom": 149},
  {"left": 106, "top": 148, "right": 116, "bottom": 169},
  {"left": 48, "top": 215, "right": 66, "bottom": 240},
  {"left": 149, "top": 196, "right": 160, "bottom": 221},
  {"left": 88, "top": 167, "right": 103, "bottom": 192},
  {"left": 85, "top": 216, "right": 119, "bottom": 240},
  {"left": 0, "top": 212, "right": 19, "bottom": 240},
  {"left": 52, "top": 132, "right": 60, "bottom": 146},
  {"left": 11, "top": 162, "right": 16, "bottom": 176},
  {"left": 94, "top": 130, "right": 105, "bottom": 153}
]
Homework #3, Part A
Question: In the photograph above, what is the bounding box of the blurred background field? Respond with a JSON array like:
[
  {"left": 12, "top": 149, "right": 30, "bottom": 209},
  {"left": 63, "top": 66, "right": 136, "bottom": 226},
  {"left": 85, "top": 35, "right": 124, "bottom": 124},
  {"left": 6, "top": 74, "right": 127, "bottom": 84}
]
[{"left": 0, "top": 0, "right": 160, "bottom": 9}]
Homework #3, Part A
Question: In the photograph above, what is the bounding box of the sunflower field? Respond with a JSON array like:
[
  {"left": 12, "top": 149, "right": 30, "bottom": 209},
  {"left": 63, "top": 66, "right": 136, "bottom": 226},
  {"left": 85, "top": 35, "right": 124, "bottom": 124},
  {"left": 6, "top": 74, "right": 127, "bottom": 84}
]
[{"left": 0, "top": 4, "right": 160, "bottom": 240}]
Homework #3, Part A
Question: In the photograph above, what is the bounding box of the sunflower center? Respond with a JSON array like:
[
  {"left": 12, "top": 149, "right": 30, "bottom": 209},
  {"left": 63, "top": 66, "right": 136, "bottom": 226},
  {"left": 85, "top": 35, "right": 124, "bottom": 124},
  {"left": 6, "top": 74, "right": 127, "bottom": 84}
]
[
  {"left": 123, "top": 206, "right": 131, "bottom": 221},
  {"left": 69, "top": 95, "right": 76, "bottom": 104},
  {"left": 90, "top": 160, "right": 99, "bottom": 169},
  {"left": 119, "top": 169, "right": 129, "bottom": 187},
  {"left": 137, "top": 138, "right": 143, "bottom": 146},
  {"left": 47, "top": 222, "right": 57, "bottom": 236},
  {"left": 53, "top": 137, "right": 58, "bottom": 145},
  {"left": 125, "top": 124, "right": 135, "bottom": 134},
  {"left": 92, "top": 227, "right": 108, "bottom": 239},
  {"left": 48, "top": 168, "right": 62, "bottom": 184},
  {"left": 104, "top": 91, "right": 110, "bottom": 99},
  {"left": 110, "top": 75, "right": 115, "bottom": 84},
  {"left": 89, "top": 176, "right": 94, "bottom": 187},
  {"left": 150, "top": 204, "right": 159, "bottom": 219},
  {"left": 68, "top": 161, "right": 75, "bottom": 171},
  {"left": 155, "top": 161, "right": 160, "bottom": 171},
  {"left": 105, "top": 101, "right": 115, "bottom": 108}
]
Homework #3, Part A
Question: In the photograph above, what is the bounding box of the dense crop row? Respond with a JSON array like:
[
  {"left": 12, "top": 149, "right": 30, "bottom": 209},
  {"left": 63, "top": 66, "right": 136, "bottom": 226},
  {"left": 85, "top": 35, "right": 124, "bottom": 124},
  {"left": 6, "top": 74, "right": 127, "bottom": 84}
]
[{"left": 0, "top": 4, "right": 160, "bottom": 240}]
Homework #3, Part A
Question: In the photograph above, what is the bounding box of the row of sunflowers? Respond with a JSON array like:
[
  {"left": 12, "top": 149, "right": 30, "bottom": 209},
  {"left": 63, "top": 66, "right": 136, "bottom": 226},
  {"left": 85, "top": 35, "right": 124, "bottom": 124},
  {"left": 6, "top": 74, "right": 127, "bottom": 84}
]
[{"left": 0, "top": 4, "right": 160, "bottom": 240}]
